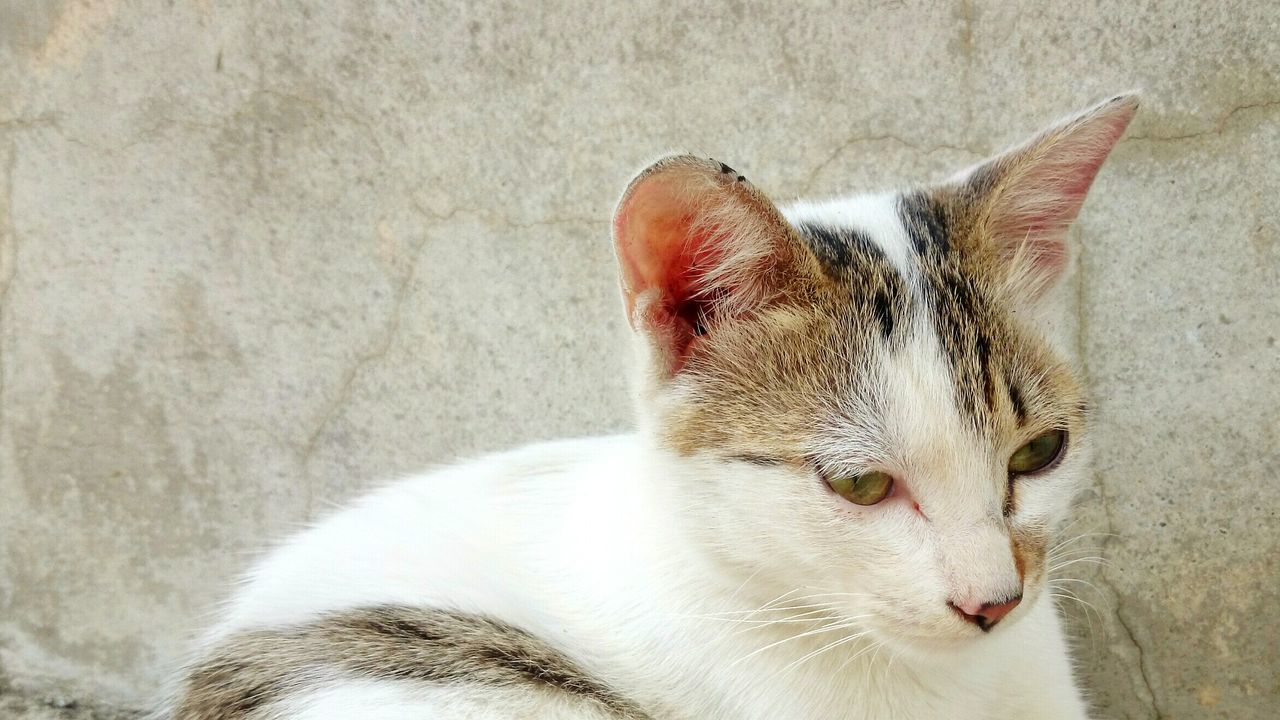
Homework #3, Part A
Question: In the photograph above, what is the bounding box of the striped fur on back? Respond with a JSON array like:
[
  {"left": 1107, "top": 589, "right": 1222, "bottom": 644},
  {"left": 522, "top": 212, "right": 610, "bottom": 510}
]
[{"left": 173, "top": 607, "right": 650, "bottom": 720}]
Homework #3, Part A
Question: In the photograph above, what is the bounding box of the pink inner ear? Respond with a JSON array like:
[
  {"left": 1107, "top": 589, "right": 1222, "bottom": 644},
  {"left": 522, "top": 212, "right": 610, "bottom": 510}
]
[
  {"left": 616, "top": 179, "right": 706, "bottom": 363},
  {"left": 614, "top": 164, "right": 761, "bottom": 372},
  {"left": 614, "top": 183, "right": 696, "bottom": 319},
  {"left": 985, "top": 96, "right": 1137, "bottom": 294}
]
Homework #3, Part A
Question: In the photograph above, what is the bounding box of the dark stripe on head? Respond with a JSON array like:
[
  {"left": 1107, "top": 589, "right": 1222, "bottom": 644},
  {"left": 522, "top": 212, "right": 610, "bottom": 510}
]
[
  {"left": 174, "top": 607, "right": 650, "bottom": 720},
  {"left": 796, "top": 222, "right": 857, "bottom": 273},
  {"left": 729, "top": 453, "right": 786, "bottom": 466},
  {"left": 1007, "top": 376, "right": 1028, "bottom": 424},
  {"left": 899, "top": 190, "right": 951, "bottom": 257},
  {"left": 872, "top": 289, "right": 895, "bottom": 340},
  {"left": 976, "top": 333, "right": 995, "bottom": 413},
  {"left": 926, "top": 264, "right": 993, "bottom": 422},
  {"left": 897, "top": 191, "right": 1007, "bottom": 429},
  {"left": 794, "top": 222, "right": 908, "bottom": 344}
]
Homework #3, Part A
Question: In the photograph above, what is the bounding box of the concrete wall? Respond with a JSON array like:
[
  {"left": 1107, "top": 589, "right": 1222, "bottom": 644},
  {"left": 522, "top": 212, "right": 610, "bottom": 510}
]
[{"left": 1, "top": 1, "right": 1276, "bottom": 718}]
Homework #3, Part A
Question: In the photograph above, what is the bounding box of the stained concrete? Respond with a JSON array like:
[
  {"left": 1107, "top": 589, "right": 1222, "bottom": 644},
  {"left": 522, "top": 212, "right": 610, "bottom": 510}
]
[{"left": 0, "top": 1, "right": 1276, "bottom": 718}]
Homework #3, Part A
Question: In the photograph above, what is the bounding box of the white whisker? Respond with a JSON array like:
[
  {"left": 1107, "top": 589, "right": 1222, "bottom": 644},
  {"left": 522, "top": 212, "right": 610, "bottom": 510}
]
[
  {"left": 780, "top": 629, "right": 873, "bottom": 674},
  {"left": 730, "top": 616, "right": 874, "bottom": 667}
]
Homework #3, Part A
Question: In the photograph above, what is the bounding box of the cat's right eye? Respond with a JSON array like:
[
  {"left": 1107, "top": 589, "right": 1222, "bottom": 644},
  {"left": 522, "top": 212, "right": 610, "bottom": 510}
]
[
  {"left": 1008, "top": 429, "right": 1067, "bottom": 475},
  {"left": 826, "top": 471, "right": 895, "bottom": 506}
]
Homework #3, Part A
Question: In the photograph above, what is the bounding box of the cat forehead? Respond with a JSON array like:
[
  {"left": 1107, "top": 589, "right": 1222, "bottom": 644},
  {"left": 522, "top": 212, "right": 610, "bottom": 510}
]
[
  {"left": 659, "top": 188, "right": 1082, "bottom": 462},
  {"left": 780, "top": 190, "right": 1071, "bottom": 436}
]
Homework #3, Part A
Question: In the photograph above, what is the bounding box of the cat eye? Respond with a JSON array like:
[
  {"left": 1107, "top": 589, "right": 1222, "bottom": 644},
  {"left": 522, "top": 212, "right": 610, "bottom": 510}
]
[
  {"left": 827, "top": 471, "right": 895, "bottom": 506},
  {"left": 1008, "top": 429, "right": 1067, "bottom": 474}
]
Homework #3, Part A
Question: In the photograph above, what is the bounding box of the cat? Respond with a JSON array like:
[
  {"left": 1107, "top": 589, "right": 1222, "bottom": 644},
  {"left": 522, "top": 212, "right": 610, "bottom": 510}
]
[{"left": 164, "top": 94, "right": 1138, "bottom": 720}]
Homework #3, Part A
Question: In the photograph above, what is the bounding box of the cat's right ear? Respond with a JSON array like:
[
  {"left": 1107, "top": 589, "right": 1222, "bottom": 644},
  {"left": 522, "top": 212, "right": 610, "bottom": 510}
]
[
  {"left": 612, "top": 155, "right": 807, "bottom": 375},
  {"left": 953, "top": 94, "right": 1139, "bottom": 301}
]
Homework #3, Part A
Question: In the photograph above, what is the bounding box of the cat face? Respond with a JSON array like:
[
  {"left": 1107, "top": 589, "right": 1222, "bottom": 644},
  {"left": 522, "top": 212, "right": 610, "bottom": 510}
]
[{"left": 613, "top": 96, "right": 1136, "bottom": 647}]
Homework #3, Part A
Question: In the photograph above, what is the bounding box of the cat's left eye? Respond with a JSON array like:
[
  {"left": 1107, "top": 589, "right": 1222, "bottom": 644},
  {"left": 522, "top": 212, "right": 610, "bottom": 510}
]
[
  {"left": 1008, "top": 429, "right": 1067, "bottom": 474},
  {"left": 826, "top": 471, "right": 895, "bottom": 506}
]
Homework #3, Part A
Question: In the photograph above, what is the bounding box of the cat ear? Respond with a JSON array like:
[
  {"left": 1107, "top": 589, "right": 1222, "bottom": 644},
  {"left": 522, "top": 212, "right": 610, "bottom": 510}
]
[
  {"left": 957, "top": 94, "right": 1138, "bottom": 300},
  {"left": 612, "top": 155, "right": 808, "bottom": 374}
]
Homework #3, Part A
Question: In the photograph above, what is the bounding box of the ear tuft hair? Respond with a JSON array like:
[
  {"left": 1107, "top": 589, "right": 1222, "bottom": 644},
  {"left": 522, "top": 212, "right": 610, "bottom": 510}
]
[{"left": 961, "top": 93, "right": 1139, "bottom": 300}]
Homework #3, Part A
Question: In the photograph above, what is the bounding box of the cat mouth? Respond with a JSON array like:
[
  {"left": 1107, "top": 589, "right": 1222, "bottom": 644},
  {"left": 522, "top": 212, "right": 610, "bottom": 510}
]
[{"left": 857, "top": 591, "right": 1037, "bottom": 648}]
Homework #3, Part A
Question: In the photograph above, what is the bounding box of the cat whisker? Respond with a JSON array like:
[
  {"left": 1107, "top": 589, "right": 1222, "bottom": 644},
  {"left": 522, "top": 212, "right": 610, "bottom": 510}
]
[
  {"left": 719, "top": 589, "right": 874, "bottom": 629},
  {"left": 864, "top": 636, "right": 886, "bottom": 673},
  {"left": 682, "top": 601, "right": 841, "bottom": 619},
  {"left": 723, "top": 618, "right": 842, "bottom": 642},
  {"left": 1046, "top": 531, "right": 1117, "bottom": 555},
  {"left": 1048, "top": 556, "right": 1112, "bottom": 573},
  {"left": 754, "top": 586, "right": 811, "bottom": 611},
  {"left": 1049, "top": 589, "right": 1104, "bottom": 658},
  {"left": 722, "top": 566, "right": 768, "bottom": 608},
  {"left": 832, "top": 635, "right": 888, "bottom": 675},
  {"left": 779, "top": 629, "right": 874, "bottom": 675},
  {"left": 1047, "top": 543, "right": 1113, "bottom": 560},
  {"left": 687, "top": 609, "right": 844, "bottom": 642},
  {"left": 882, "top": 642, "right": 905, "bottom": 682},
  {"left": 693, "top": 601, "right": 853, "bottom": 646},
  {"left": 1049, "top": 543, "right": 1111, "bottom": 561},
  {"left": 1048, "top": 577, "right": 1108, "bottom": 597},
  {"left": 684, "top": 607, "right": 836, "bottom": 624},
  {"left": 730, "top": 616, "right": 874, "bottom": 667},
  {"left": 755, "top": 590, "right": 876, "bottom": 605}
]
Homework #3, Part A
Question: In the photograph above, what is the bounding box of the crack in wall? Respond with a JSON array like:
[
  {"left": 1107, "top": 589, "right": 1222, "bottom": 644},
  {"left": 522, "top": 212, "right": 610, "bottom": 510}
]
[
  {"left": 957, "top": 0, "right": 975, "bottom": 65},
  {"left": 296, "top": 202, "right": 596, "bottom": 498},
  {"left": 1125, "top": 99, "right": 1280, "bottom": 143},
  {"left": 956, "top": 0, "right": 977, "bottom": 135},
  {"left": 297, "top": 220, "right": 431, "bottom": 478},
  {"left": 1095, "top": 469, "right": 1165, "bottom": 720},
  {"left": 0, "top": 138, "right": 16, "bottom": 451},
  {"left": 0, "top": 114, "right": 59, "bottom": 133},
  {"left": 801, "top": 133, "right": 985, "bottom": 194},
  {"left": 1074, "top": 231, "right": 1165, "bottom": 720},
  {"left": 1114, "top": 605, "right": 1166, "bottom": 720},
  {"left": 803, "top": 96, "right": 1280, "bottom": 200}
]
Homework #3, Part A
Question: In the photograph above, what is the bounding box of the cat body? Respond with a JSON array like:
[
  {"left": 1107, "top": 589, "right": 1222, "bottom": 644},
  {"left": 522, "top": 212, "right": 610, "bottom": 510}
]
[
  {"left": 191, "top": 436, "right": 1085, "bottom": 720},
  {"left": 168, "top": 96, "right": 1138, "bottom": 719}
]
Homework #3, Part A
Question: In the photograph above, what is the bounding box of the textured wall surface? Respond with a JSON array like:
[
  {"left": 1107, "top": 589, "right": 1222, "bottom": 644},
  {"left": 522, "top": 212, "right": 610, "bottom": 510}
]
[{"left": 1, "top": 1, "right": 1277, "bottom": 718}]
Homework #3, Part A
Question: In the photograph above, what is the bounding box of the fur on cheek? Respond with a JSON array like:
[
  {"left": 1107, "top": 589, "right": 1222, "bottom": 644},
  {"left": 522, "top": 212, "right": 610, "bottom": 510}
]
[{"left": 1010, "top": 525, "right": 1048, "bottom": 586}]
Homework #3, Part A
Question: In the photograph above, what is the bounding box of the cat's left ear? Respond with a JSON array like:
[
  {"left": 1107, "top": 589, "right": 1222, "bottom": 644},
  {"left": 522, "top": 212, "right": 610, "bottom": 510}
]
[
  {"left": 954, "top": 94, "right": 1138, "bottom": 300},
  {"left": 612, "top": 155, "right": 813, "bottom": 375}
]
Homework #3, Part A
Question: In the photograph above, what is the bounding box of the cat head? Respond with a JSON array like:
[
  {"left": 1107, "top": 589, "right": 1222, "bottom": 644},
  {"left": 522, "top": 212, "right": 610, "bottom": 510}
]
[{"left": 612, "top": 95, "right": 1137, "bottom": 647}]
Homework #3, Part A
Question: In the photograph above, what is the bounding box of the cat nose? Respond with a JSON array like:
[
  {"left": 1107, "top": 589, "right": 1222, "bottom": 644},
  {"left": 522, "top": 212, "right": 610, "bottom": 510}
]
[{"left": 949, "top": 594, "right": 1022, "bottom": 631}]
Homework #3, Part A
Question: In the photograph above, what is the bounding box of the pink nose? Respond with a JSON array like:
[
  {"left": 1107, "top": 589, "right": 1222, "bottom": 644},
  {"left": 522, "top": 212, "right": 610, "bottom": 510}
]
[{"left": 950, "top": 595, "right": 1022, "bottom": 631}]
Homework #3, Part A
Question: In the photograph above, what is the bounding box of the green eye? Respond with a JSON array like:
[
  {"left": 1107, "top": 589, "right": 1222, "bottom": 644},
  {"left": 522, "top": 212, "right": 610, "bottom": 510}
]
[
  {"left": 1009, "top": 430, "right": 1067, "bottom": 474},
  {"left": 827, "top": 471, "right": 895, "bottom": 506}
]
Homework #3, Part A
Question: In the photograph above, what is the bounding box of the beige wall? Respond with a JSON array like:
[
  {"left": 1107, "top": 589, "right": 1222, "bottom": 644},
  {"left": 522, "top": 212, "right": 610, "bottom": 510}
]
[{"left": 1, "top": 2, "right": 1277, "bottom": 718}]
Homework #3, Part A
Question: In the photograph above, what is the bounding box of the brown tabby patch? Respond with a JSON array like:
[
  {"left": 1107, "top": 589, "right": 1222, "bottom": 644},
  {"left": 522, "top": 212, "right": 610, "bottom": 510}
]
[
  {"left": 656, "top": 187, "right": 1084, "bottom": 463},
  {"left": 173, "top": 607, "right": 649, "bottom": 720},
  {"left": 1010, "top": 525, "right": 1049, "bottom": 585}
]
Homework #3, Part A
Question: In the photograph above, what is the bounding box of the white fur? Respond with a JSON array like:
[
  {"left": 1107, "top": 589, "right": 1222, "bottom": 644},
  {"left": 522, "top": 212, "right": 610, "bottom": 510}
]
[
  {"left": 275, "top": 678, "right": 616, "bottom": 720},
  {"left": 215, "top": 431, "right": 1088, "bottom": 719}
]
